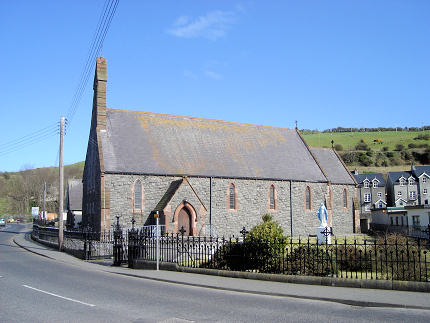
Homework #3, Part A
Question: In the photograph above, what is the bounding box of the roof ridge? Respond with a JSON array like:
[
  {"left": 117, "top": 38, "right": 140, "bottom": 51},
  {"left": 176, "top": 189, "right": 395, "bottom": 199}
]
[{"left": 106, "top": 108, "right": 296, "bottom": 131}]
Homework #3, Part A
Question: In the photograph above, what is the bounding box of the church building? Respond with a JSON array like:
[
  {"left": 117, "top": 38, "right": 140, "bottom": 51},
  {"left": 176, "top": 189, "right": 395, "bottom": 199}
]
[{"left": 82, "top": 57, "right": 358, "bottom": 237}]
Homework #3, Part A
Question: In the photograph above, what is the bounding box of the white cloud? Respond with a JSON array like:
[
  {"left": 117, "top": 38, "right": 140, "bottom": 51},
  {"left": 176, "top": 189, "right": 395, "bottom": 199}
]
[
  {"left": 167, "top": 10, "right": 235, "bottom": 41},
  {"left": 174, "top": 15, "right": 189, "bottom": 27},
  {"left": 183, "top": 69, "right": 198, "bottom": 79},
  {"left": 204, "top": 70, "right": 223, "bottom": 80}
]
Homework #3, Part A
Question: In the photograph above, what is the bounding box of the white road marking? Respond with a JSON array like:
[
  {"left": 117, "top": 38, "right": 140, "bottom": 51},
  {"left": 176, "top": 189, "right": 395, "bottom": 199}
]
[{"left": 22, "top": 285, "right": 96, "bottom": 307}]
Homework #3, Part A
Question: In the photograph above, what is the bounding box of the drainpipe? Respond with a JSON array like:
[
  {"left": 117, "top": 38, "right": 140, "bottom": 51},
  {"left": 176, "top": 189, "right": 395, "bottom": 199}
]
[
  {"left": 289, "top": 181, "right": 293, "bottom": 236},
  {"left": 210, "top": 177, "right": 212, "bottom": 236}
]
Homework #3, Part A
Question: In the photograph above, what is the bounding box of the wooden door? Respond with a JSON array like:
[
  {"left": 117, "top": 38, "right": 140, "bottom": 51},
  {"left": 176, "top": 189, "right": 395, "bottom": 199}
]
[{"left": 178, "top": 207, "right": 192, "bottom": 236}]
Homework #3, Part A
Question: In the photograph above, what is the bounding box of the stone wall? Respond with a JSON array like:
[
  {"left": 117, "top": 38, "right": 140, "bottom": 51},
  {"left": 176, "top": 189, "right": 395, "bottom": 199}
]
[{"left": 104, "top": 174, "right": 356, "bottom": 237}]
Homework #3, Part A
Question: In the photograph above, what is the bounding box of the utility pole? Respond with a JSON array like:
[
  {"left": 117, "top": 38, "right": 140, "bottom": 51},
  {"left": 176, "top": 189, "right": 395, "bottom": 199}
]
[
  {"left": 58, "top": 117, "right": 65, "bottom": 250},
  {"left": 42, "top": 182, "right": 46, "bottom": 222}
]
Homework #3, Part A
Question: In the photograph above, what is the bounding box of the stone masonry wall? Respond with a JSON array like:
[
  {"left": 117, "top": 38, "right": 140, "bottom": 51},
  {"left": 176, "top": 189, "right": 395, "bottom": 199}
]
[{"left": 104, "top": 174, "right": 355, "bottom": 237}]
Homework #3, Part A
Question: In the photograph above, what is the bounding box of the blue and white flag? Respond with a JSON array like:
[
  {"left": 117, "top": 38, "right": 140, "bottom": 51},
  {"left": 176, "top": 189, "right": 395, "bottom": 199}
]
[{"left": 317, "top": 203, "right": 328, "bottom": 226}]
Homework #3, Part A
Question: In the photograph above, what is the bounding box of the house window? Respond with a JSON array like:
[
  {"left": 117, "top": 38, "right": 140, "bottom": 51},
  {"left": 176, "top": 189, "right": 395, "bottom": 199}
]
[
  {"left": 364, "top": 181, "right": 370, "bottom": 188},
  {"left": 373, "top": 181, "right": 378, "bottom": 188},
  {"left": 378, "top": 203, "right": 383, "bottom": 209},
  {"left": 377, "top": 192, "right": 382, "bottom": 198},
  {"left": 397, "top": 191, "right": 402, "bottom": 197},
  {"left": 364, "top": 193, "right": 371, "bottom": 203},
  {"left": 412, "top": 216, "right": 420, "bottom": 227},
  {"left": 343, "top": 188, "right": 347, "bottom": 208},
  {"left": 423, "top": 177, "right": 427, "bottom": 183},
  {"left": 305, "top": 186, "right": 312, "bottom": 210},
  {"left": 133, "top": 180, "right": 142, "bottom": 210},
  {"left": 409, "top": 191, "right": 416, "bottom": 200},
  {"left": 364, "top": 204, "right": 370, "bottom": 211},
  {"left": 400, "top": 179, "right": 406, "bottom": 186},
  {"left": 409, "top": 178, "right": 415, "bottom": 186},
  {"left": 390, "top": 217, "right": 393, "bottom": 225},
  {"left": 395, "top": 217, "right": 399, "bottom": 226},
  {"left": 269, "top": 185, "right": 276, "bottom": 210},
  {"left": 424, "top": 189, "right": 428, "bottom": 195},
  {"left": 229, "top": 183, "right": 236, "bottom": 210}
]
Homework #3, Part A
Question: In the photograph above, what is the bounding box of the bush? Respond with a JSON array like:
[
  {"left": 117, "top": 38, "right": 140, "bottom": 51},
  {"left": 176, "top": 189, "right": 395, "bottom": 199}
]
[
  {"left": 334, "top": 144, "right": 343, "bottom": 151},
  {"left": 408, "top": 143, "right": 417, "bottom": 149},
  {"left": 201, "top": 214, "right": 288, "bottom": 273},
  {"left": 414, "top": 134, "right": 430, "bottom": 141},
  {"left": 395, "top": 144, "right": 405, "bottom": 151},
  {"left": 245, "top": 214, "right": 288, "bottom": 273},
  {"left": 355, "top": 140, "right": 371, "bottom": 151},
  {"left": 358, "top": 153, "right": 372, "bottom": 166},
  {"left": 339, "top": 151, "right": 358, "bottom": 165},
  {"left": 285, "top": 245, "right": 337, "bottom": 276},
  {"left": 382, "top": 146, "right": 389, "bottom": 152},
  {"left": 375, "top": 234, "right": 426, "bottom": 281}
]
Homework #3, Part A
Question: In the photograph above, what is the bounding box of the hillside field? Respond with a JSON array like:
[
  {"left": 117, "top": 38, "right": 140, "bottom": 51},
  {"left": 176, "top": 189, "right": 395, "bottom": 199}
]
[{"left": 301, "top": 130, "right": 430, "bottom": 151}]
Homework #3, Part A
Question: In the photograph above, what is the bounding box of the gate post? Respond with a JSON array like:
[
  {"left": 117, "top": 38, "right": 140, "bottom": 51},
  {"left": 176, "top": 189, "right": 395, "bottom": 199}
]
[
  {"left": 128, "top": 217, "right": 138, "bottom": 268},
  {"left": 113, "top": 216, "right": 123, "bottom": 266}
]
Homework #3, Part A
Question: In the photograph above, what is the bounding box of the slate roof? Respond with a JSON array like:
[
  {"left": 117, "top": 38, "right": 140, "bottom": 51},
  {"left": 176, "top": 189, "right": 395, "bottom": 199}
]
[
  {"left": 411, "top": 166, "right": 430, "bottom": 178},
  {"left": 310, "top": 148, "right": 355, "bottom": 185},
  {"left": 100, "top": 109, "right": 329, "bottom": 182},
  {"left": 153, "top": 179, "right": 183, "bottom": 212},
  {"left": 66, "top": 180, "right": 83, "bottom": 211},
  {"left": 387, "top": 171, "right": 414, "bottom": 184},
  {"left": 352, "top": 173, "right": 386, "bottom": 186}
]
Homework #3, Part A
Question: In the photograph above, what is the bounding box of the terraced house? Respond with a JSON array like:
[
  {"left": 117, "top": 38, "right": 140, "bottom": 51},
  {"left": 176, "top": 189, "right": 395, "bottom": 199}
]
[
  {"left": 82, "top": 57, "right": 358, "bottom": 237},
  {"left": 351, "top": 171, "right": 386, "bottom": 232}
]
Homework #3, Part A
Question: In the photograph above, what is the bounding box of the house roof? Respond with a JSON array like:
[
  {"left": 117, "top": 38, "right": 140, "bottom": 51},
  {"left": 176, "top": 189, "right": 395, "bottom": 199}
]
[
  {"left": 412, "top": 165, "right": 430, "bottom": 178},
  {"left": 99, "top": 109, "right": 329, "bottom": 182},
  {"left": 353, "top": 173, "right": 386, "bottom": 186},
  {"left": 66, "top": 179, "right": 82, "bottom": 211},
  {"left": 310, "top": 148, "right": 355, "bottom": 185},
  {"left": 388, "top": 171, "right": 414, "bottom": 184}
]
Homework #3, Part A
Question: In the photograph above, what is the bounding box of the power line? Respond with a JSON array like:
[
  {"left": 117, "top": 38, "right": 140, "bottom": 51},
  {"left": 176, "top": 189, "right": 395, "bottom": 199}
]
[
  {"left": 65, "top": 0, "right": 120, "bottom": 131},
  {"left": 0, "top": 122, "right": 58, "bottom": 149}
]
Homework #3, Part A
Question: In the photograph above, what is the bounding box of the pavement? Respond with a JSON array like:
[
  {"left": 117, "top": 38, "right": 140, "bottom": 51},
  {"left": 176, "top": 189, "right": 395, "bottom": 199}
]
[{"left": 11, "top": 227, "right": 430, "bottom": 311}]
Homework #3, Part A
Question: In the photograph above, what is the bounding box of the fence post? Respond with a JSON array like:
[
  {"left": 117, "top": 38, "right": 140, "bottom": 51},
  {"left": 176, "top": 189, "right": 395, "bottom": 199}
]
[
  {"left": 128, "top": 217, "right": 138, "bottom": 268},
  {"left": 113, "top": 216, "right": 123, "bottom": 266}
]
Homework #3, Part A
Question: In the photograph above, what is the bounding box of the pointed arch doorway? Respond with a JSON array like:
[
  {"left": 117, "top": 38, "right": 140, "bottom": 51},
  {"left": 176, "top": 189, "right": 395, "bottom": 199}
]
[
  {"left": 177, "top": 207, "right": 192, "bottom": 236},
  {"left": 174, "top": 201, "right": 197, "bottom": 236}
]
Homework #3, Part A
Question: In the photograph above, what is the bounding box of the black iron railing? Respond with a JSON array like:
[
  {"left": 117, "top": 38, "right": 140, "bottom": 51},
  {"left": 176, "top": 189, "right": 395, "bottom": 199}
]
[{"left": 32, "top": 223, "right": 430, "bottom": 282}]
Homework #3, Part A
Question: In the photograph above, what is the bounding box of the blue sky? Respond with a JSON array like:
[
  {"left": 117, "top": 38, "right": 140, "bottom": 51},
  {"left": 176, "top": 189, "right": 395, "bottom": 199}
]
[{"left": 0, "top": 0, "right": 429, "bottom": 172}]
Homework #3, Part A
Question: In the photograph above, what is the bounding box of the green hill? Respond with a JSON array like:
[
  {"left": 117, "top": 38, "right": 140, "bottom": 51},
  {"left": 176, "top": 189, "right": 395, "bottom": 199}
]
[
  {"left": 302, "top": 130, "right": 430, "bottom": 174},
  {"left": 302, "top": 130, "right": 430, "bottom": 151},
  {"left": 0, "top": 161, "right": 84, "bottom": 216}
]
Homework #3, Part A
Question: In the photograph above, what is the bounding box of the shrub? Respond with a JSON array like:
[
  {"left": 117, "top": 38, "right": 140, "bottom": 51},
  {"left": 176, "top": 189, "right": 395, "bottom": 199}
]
[
  {"left": 358, "top": 153, "right": 372, "bottom": 166},
  {"left": 375, "top": 234, "right": 427, "bottom": 281},
  {"left": 334, "top": 144, "right": 343, "bottom": 151},
  {"left": 339, "top": 151, "right": 358, "bottom": 165},
  {"left": 355, "top": 140, "right": 371, "bottom": 151},
  {"left": 382, "top": 146, "right": 389, "bottom": 152},
  {"left": 245, "top": 214, "right": 288, "bottom": 273},
  {"left": 408, "top": 143, "right": 417, "bottom": 149},
  {"left": 414, "top": 134, "right": 430, "bottom": 141},
  {"left": 285, "top": 245, "right": 337, "bottom": 276},
  {"left": 395, "top": 144, "right": 405, "bottom": 151}
]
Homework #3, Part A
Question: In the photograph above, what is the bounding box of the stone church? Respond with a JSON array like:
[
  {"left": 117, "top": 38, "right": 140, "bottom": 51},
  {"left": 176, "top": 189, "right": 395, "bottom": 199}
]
[{"left": 82, "top": 57, "right": 358, "bottom": 237}]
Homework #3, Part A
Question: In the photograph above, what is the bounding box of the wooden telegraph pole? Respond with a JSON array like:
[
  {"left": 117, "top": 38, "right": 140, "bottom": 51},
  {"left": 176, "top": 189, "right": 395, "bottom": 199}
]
[{"left": 58, "top": 117, "right": 65, "bottom": 250}]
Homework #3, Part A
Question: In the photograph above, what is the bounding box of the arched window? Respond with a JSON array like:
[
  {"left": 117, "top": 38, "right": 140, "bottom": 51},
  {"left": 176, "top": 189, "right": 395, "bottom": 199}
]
[
  {"left": 229, "top": 183, "right": 236, "bottom": 210},
  {"left": 343, "top": 188, "right": 348, "bottom": 208},
  {"left": 305, "top": 186, "right": 311, "bottom": 210},
  {"left": 269, "top": 185, "right": 276, "bottom": 210},
  {"left": 134, "top": 180, "right": 142, "bottom": 210}
]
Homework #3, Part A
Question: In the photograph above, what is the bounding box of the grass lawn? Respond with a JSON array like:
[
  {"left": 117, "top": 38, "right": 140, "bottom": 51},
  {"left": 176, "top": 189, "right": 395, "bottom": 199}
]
[{"left": 302, "top": 130, "right": 430, "bottom": 151}]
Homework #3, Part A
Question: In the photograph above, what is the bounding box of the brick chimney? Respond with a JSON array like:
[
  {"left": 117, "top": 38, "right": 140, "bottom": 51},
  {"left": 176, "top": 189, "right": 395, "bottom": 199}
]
[{"left": 92, "top": 57, "right": 107, "bottom": 130}]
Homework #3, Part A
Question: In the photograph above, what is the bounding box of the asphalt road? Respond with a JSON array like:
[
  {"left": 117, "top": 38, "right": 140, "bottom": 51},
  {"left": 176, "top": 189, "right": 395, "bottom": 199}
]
[{"left": 1, "top": 224, "right": 429, "bottom": 323}]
